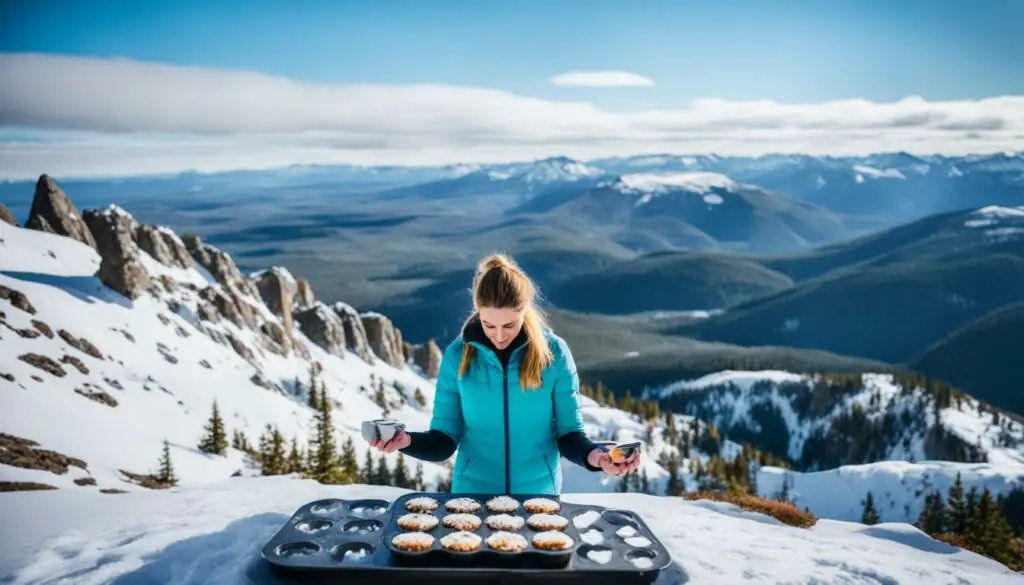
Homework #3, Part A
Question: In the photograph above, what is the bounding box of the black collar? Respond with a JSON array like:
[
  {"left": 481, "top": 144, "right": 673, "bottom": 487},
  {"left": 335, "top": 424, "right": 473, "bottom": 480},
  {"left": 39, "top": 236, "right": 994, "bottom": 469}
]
[{"left": 463, "top": 316, "right": 528, "bottom": 356}]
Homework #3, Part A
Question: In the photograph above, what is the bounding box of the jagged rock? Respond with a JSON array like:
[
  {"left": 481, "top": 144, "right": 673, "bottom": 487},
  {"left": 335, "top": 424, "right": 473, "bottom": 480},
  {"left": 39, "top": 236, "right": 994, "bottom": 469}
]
[
  {"left": 295, "top": 277, "right": 315, "bottom": 308},
  {"left": 260, "top": 321, "right": 291, "bottom": 356},
  {"left": 182, "top": 235, "right": 257, "bottom": 296},
  {"left": 156, "top": 227, "right": 193, "bottom": 269},
  {"left": 134, "top": 224, "right": 177, "bottom": 267},
  {"left": 0, "top": 203, "right": 15, "bottom": 226},
  {"left": 255, "top": 267, "right": 295, "bottom": 347},
  {"left": 361, "top": 312, "right": 405, "bottom": 369},
  {"left": 198, "top": 285, "right": 255, "bottom": 329},
  {"left": 57, "top": 329, "right": 104, "bottom": 360},
  {"left": 412, "top": 339, "right": 443, "bottom": 379},
  {"left": 25, "top": 174, "right": 97, "bottom": 249},
  {"left": 226, "top": 333, "right": 256, "bottom": 364},
  {"left": 403, "top": 342, "right": 414, "bottom": 362},
  {"left": 60, "top": 355, "right": 89, "bottom": 375},
  {"left": 17, "top": 353, "right": 66, "bottom": 377},
  {"left": 294, "top": 302, "right": 347, "bottom": 357},
  {"left": 81, "top": 205, "right": 150, "bottom": 300},
  {"left": 196, "top": 300, "right": 220, "bottom": 323},
  {"left": 332, "top": 302, "right": 374, "bottom": 363},
  {"left": 0, "top": 285, "right": 36, "bottom": 315}
]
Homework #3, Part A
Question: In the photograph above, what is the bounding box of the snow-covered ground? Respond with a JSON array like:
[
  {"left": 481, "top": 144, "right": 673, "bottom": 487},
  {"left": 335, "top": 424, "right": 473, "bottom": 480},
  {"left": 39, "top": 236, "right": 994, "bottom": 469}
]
[{"left": 0, "top": 478, "right": 1018, "bottom": 585}]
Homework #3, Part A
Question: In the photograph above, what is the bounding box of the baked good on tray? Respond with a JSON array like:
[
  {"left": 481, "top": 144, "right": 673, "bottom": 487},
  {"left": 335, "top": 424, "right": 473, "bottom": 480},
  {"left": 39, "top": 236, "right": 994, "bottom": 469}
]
[
  {"left": 485, "top": 495, "right": 519, "bottom": 513},
  {"left": 440, "top": 530, "right": 483, "bottom": 552},
  {"left": 526, "top": 513, "right": 569, "bottom": 531},
  {"left": 444, "top": 497, "right": 481, "bottom": 513},
  {"left": 392, "top": 531, "right": 435, "bottom": 552},
  {"left": 405, "top": 496, "right": 440, "bottom": 512},
  {"left": 523, "top": 497, "right": 560, "bottom": 514},
  {"left": 442, "top": 513, "right": 482, "bottom": 531},
  {"left": 532, "top": 530, "right": 574, "bottom": 551},
  {"left": 486, "top": 531, "right": 528, "bottom": 552},
  {"left": 485, "top": 513, "right": 525, "bottom": 531},
  {"left": 397, "top": 512, "right": 439, "bottom": 531}
]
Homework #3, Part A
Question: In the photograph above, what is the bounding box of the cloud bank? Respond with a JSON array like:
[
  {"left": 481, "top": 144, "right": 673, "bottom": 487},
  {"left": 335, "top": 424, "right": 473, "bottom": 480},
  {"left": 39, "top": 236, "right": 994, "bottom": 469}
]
[
  {"left": 0, "top": 53, "right": 1022, "bottom": 179},
  {"left": 549, "top": 70, "right": 655, "bottom": 87}
]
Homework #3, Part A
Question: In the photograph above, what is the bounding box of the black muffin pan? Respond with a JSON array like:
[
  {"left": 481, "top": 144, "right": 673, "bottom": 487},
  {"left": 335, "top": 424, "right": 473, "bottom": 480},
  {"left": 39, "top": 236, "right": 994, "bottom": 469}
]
[{"left": 261, "top": 493, "right": 672, "bottom": 583}]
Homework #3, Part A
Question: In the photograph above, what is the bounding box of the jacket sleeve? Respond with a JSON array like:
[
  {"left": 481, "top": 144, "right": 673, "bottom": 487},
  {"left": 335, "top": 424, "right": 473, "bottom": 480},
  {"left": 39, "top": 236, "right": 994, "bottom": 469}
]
[
  {"left": 427, "top": 341, "right": 463, "bottom": 443},
  {"left": 552, "top": 339, "right": 601, "bottom": 471}
]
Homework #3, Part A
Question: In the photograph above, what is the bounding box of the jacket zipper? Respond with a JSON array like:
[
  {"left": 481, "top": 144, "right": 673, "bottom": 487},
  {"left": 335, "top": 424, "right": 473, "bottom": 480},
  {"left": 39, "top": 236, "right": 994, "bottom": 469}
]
[{"left": 502, "top": 363, "right": 511, "bottom": 494}]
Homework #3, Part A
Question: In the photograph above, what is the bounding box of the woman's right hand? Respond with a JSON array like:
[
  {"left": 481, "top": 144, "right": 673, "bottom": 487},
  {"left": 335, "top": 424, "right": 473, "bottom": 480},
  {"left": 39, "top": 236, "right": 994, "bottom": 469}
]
[{"left": 369, "top": 431, "right": 411, "bottom": 453}]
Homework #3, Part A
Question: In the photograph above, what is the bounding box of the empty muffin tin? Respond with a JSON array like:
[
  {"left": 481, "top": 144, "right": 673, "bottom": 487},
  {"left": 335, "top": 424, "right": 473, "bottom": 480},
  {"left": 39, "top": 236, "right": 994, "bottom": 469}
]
[{"left": 261, "top": 492, "right": 672, "bottom": 583}]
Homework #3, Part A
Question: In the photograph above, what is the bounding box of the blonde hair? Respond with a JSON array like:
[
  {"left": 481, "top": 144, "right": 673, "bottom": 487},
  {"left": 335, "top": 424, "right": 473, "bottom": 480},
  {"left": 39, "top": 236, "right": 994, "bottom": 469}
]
[{"left": 459, "top": 253, "right": 553, "bottom": 389}]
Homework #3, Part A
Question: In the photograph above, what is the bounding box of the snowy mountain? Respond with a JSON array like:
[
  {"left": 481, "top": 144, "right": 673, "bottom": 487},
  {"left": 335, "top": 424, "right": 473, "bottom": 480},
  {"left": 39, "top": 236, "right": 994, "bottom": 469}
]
[
  {"left": 513, "top": 169, "right": 849, "bottom": 253},
  {"left": 648, "top": 370, "right": 1024, "bottom": 523},
  {"left": 588, "top": 152, "right": 1024, "bottom": 221}
]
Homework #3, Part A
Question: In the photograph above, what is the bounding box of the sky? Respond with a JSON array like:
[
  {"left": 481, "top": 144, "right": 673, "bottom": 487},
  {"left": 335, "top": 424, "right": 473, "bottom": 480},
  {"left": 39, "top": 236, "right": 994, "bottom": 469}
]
[{"left": 0, "top": 0, "right": 1022, "bottom": 179}]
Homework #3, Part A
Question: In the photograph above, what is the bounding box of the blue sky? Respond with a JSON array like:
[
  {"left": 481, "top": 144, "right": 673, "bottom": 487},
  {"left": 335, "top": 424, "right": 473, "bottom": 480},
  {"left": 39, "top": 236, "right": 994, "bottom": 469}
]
[
  {"left": 3, "top": 0, "right": 1021, "bottom": 105},
  {"left": 0, "top": 0, "right": 1021, "bottom": 178}
]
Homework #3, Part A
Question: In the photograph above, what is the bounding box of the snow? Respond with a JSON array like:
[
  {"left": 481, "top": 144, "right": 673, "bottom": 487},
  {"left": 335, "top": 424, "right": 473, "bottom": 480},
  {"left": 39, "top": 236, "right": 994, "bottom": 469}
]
[
  {"left": 0, "top": 222, "right": 447, "bottom": 493},
  {"left": 616, "top": 171, "right": 737, "bottom": 195},
  {"left": 0, "top": 478, "right": 1018, "bottom": 585},
  {"left": 852, "top": 165, "right": 907, "bottom": 181}
]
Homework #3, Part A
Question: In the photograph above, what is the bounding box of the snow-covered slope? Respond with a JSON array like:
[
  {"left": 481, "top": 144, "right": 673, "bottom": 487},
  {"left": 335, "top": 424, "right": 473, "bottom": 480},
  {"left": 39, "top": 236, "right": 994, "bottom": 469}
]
[
  {"left": 1, "top": 478, "right": 1018, "bottom": 585},
  {"left": 649, "top": 370, "right": 1024, "bottom": 523},
  {"left": 0, "top": 217, "right": 450, "bottom": 492}
]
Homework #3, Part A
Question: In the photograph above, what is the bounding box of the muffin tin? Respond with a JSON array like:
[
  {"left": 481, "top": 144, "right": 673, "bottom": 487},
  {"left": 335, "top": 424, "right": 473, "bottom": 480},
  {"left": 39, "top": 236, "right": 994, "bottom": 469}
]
[
  {"left": 384, "top": 492, "right": 581, "bottom": 567},
  {"left": 261, "top": 492, "right": 671, "bottom": 583}
]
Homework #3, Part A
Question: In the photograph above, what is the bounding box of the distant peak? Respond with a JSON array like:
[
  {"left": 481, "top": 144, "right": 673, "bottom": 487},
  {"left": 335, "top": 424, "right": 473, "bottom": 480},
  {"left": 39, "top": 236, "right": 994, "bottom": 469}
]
[{"left": 611, "top": 171, "right": 737, "bottom": 195}]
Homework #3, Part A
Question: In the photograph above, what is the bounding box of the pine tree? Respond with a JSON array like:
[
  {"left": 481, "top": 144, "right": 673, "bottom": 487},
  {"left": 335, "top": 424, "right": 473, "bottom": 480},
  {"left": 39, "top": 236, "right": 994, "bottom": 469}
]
[
  {"left": 308, "top": 381, "right": 341, "bottom": 483},
  {"left": 198, "top": 400, "right": 229, "bottom": 455},
  {"left": 307, "top": 366, "right": 321, "bottom": 409},
  {"left": 361, "top": 449, "right": 376, "bottom": 484},
  {"left": 231, "top": 428, "right": 252, "bottom": 453},
  {"left": 640, "top": 468, "right": 651, "bottom": 494},
  {"left": 861, "top": 491, "right": 879, "bottom": 525},
  {"left": 946, "top": 472, "right": 967, "bottom": 533},
  {"left": 916, "top": 491, "right": 945, "bottom": 534},
  {"left": 393, "top": 453, "right": 411, "bottom": 488},
  {"left": 375, "top": 454, "right": 392, "bottom": 486},
  {"left": 156, "top": 439, "right": 177, "bottom": 486},
  {"left": 414, "top": 462, "right": 425, "bottom": 491},
  {"left": 436, "top": 464, "right": 453, "bottom": 492},
  {"left": 262, "top": 427, "right": 287, "bottom": 475},
  {"left": 286, "top": 437, "right": 303, "bottom": 474},
  {"left": 665, "top": 454, "right": 683, "bottom": 496},
  {"left": 339, "top": 436, "right": 360, "bottom": 484}
]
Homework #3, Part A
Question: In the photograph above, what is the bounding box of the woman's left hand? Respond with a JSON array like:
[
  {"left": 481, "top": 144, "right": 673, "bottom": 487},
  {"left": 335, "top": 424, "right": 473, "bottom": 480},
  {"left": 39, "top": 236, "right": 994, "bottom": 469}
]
[{"left": 587, "top": 447, "right": 641, "bottom": 476}]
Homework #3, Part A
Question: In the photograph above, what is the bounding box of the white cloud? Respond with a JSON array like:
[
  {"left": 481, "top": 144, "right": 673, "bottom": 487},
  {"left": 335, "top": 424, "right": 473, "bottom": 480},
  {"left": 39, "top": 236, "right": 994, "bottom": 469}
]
[
  {"left": 0, "top": 53, "right": 1022, "bottom": 179},
  {"left": 549, "top": 70, "right": 656, "bottom": 87}
]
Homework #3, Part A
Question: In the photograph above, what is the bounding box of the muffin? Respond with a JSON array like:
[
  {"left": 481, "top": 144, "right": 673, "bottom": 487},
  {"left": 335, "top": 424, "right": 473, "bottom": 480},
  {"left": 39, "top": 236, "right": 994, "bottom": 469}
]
[
  {"left": 532, "top": 530, "right": 574, "bottom": 551},
  {"left": 397, "top": 512, "right": 439, "bottom": 531},
  {"left": 487, "top": 531, "right": 528, "bottom": 553},
  {"left": 485, "top": 513, "right": 525, "bottom": 531},
  {"left": 523, "top": 497, "right": 560, "bottom": 514},
  {"left": 442, "top": 513, "right": 482, "bottom": 531},
  {"left": 405, "top": 496, "right": 440, "bottom": 513},
  {"left": 527, "top": 513, "right": 569, "bottom": 531},
  {"left": 440, "top": 530, "right": 482, "bottom": 552},
  {"left": 392, "top": 531, "right": 435, "bottom": 552},
  {"left": 445, "top": 497, "right": 481, "bottom": 513},
  {"left": 485, "top": 495, "right": 519, "bottom": 513}
]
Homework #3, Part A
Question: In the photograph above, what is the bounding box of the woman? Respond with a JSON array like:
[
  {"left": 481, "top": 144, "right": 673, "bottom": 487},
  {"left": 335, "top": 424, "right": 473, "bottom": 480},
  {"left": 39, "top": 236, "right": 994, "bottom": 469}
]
[{"left": 368, "top": 253, "right": 641, "bottom": 494}]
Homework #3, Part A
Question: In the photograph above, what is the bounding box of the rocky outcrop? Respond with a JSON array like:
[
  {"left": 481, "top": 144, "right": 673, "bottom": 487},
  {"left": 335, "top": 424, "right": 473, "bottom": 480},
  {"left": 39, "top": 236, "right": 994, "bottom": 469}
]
[
  {"left": 361, "top": 312, "right": 405, "bottom": 369},
  {"left": 295, "top": 277, "right": 315, "bottom": 308},
  {"left": 411, "top": 339, "right": 443, "bottom": 378},
  {"left": 0, "top": 285, "right": 36, "bottom": 314},
  {"left": 199, "top": 285, "right": 256, "bottom": 329},
  {"left": 26, "top": 175, "right": 97, "bottom": 249},
  {"left": 134, "top": 225, "right": 177, "bottom": 267},
  {"left": 260, "top": 321, "right": 291, "bottom": 356},
  {"left": 155, "top": 228, "right": 193, "bottom": 269},
  {"left": 332, "top": 302, "right": 374, "bottom": 363},
  {"left": 256, "top": 267, "right": 295, "bottom": 335},
  {"left": 294, "top": 303, "right": 347, "bottom": 357},
  {"left": 0, "top": 204, "right": 15, "bottom": 226},
  {"left": 81, "top": 205, "right": 150, "bottom": 300},
  {"left": 181, "top": 235, "right": 258, "bottom": 297}
]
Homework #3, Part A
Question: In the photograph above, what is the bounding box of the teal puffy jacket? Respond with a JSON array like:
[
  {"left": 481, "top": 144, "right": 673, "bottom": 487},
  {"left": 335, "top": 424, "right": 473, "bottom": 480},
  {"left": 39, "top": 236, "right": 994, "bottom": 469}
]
[{"left": 429, "top": 324, "right": 588, "bottom": 495}]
